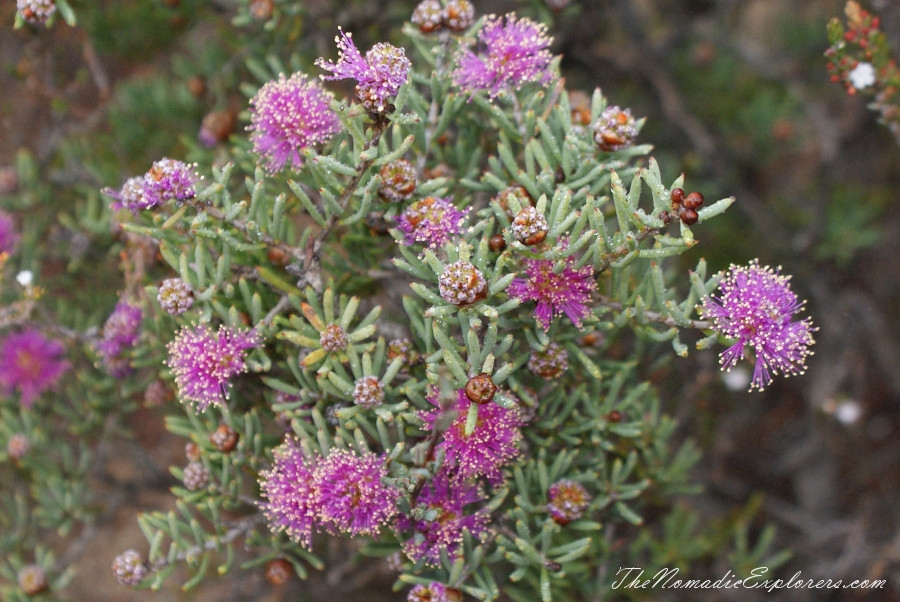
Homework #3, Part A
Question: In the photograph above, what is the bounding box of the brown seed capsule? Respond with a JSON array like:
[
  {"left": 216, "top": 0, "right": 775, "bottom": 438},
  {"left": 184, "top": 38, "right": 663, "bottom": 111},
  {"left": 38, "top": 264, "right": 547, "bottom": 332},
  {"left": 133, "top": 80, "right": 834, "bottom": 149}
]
[
  {"left": 683, "top": 191, "right": 704, "bottom": 210},
  {"left": 186, "top": 76, "right": 206, "bottom": 98},
  {"left": 488, "top": 234, "right": 506, "bottom": 253},
  {"left": 494, "top": 186, "right": 533, "bottom": 218},
  {"left": 185, "top": 441, "right": 201, "bottom": 462},
  {"left": 248, "top": 0, "right": 274, "bottom": 20},
  {"left": 199, "top": 109, "right": 237, "bottom": 147},
  {"left": 267, "top": 246, "right": 291, "bottom": 266},
  {"left": 670, "top": 187, "right": 685, "bottom": 207},
  {"left": 512, "top": 206, "right": 549, "bottom": 246},
  {"left": 580, "top": 332, "right": 601, "bottom": 347},
  {"left": 265, "top": 558, "right": 293, "bottom": 585},
  {"left": 17, "top": 564, "right": 47, "bottom": 596},
  {"left": 446, "top": 588, "right": 464, "bottom": 602},
  {"left": 680, "top": 208, "right": 699, "bottom": 225},
  {"left": 210, "top": 423, "right": 239, "bottom": 453},
  {"left": 607, "top": 410, "right": 622, "bottom": 423},
  {"left": 465, "top": 373, "right": 498, "bottom": 405}
]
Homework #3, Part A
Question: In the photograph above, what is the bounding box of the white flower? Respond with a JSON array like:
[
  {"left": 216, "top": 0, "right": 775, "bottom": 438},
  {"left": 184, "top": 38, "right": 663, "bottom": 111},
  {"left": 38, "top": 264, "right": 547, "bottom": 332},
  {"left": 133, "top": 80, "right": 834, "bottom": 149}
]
[
  {"left": 848, "top": 62, "right": 876, "bottom": 90},
  {"left": 16, "top": 270, "right": 33, "bottom": 286}
]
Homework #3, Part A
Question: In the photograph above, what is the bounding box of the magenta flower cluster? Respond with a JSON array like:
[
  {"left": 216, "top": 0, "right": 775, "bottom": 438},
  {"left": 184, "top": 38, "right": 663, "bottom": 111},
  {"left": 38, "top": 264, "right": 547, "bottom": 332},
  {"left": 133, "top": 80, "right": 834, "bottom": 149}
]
[
  {"left": 97, "top": 298, "right": 143, "bottom": 377},
  {"left": 166, "top": 324, "right": 261, "bottom": 411},
  {"left": 394, "top": 197, "right": 470, "bottom": 249},
  {"left": 259, "top": 441, "right": 399, "bottom": 549},
  {"left": 316, "top": 29, "right": 411, "bottom": 114},
  {"left": 397, "top": 471, "right": 490, "bottom": 566},
  {"left": 248, "top": 73, "right": 342, "bottom": 172},
  {"left": 699, "top": 260, "right": 816, "bottom": 391},
  {"left": 407, "top": 582, "right": 451, "bottom": 602},
  {"left": 420, "top": 388, "right": 521, "bottom": 485},
  {"left": 452, "top": 14, "right": 555, "bottom": 99},
  {"left": 508, "top": 253, "right": 596, "bottom": 331},
  {"left": 141, "top": 158, "right": 198, "bottom": 209},
  {"left": 0, "top": 329, "right": 69, "bottom": 408}
]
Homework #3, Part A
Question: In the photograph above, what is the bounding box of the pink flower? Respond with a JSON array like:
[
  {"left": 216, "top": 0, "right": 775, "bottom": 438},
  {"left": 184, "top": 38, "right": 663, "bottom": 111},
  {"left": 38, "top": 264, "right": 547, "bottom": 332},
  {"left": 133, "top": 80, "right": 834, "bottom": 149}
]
[
  {"left": 699, "top": 260, "right": 816, "bottom": 391},
  {"left": 248, "top": 73, "right": 342, "bottom": 172},
  {"left": 96, "top": 298, "right": 142, "bottom": 377},
  {"left": 141, "top": 158, "right": 198, "bottom": 209},
  {"left": 398, "top": 471, "right": 490, "bottom": 566},
  {"left": 166, "top": 324, "right": 261, "bottom": 412},
  {"left": 394, "top": 197, "right": 469, "bottom": 249},
  {"left": 316, "top": 29, "right": 411, "bottom": 114},
  {"left": 420, "top": 389, "right": 521, "bottom": 485},
  {"left": 508, "top": 254, "right": 595, "bottom": 331},
  {"left": 314, "top": 448, "right": 399, "bottom": 537},
  {"left": 0, "top": 329, "right": 69, "bottom": 408},
  {"left": 259, "top": 439, "right": 320, "bottom": 549},
  {"left": 452, "top": 14, "right": 554, "bottom": 99}
]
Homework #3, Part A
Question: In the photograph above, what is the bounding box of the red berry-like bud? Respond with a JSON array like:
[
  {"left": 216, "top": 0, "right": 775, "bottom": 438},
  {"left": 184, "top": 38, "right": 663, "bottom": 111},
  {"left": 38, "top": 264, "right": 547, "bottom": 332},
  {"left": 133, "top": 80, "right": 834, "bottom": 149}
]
[
  {"left": 680, "top": 208, "right": 699, "bottom": 225},
  {"left": 607, "top": 410, "right": 622, "bottom": 422},
  {"left": 670, "top": 187, "right": 685, "bottom": 206},
  {"left": 465, "top": 373, "right": 498, "bottom": 405},
  {"left": 265, "top": 558, "right": 293, "bottom": 585},
  {"left": 488, "top": 234, "right": 506, "bottom": 253},
  {"left": 684, "top": 191, "right": 704, "bottom": 210}
]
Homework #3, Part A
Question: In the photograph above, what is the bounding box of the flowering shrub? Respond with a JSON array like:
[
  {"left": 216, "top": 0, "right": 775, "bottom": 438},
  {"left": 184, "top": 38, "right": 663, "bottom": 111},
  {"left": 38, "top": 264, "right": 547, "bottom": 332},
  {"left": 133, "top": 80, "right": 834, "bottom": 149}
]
[
  {"left": 0, "top": 1, "right": 820, "bottom": 600},
  {"left": 826, "top": 1, "right": 900, "bottom": 143}
]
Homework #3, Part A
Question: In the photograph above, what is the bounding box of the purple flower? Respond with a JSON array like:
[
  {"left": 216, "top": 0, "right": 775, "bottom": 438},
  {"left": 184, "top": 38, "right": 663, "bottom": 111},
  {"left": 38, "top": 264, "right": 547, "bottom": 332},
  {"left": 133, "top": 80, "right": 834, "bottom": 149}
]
[
  {"left": 315, "top": 29, "right": 411, "bottom": 114},
  {"left": 166, "top": 324, "right": 261, "bottom": 411},
  {"left": 259, "top": 439, "right": 320, "bottom": 549},
  {"left": 699, "top": 260, "right": 816, "bottom": 391},
  {"left": 408, "top": 582, "right": 451, "bottom": 602},
  {"left": 314, "top": 448, "right": 399, "bottom": 537},
  {"left": 97, "top": 298, "right": 143, "bottom": 377},
  {"left": 508, "top": 253, "right": 595, "bottom": 331},
  {"left": 395, "top": 197, "right": 469, "bottom": 249},
  {"left": 248, "top": 73, "right": 342, "bottom": 172},
  {"left": 420, "top": 389, "right": 521, "bottom": 485},
  {"left": 0, "top": 210, "right": 20, "bottom": 255},
  {"left": 452, "top": 14, "right": 554, "bottom": 100},
  {"left": 398, "top": 471, "right": 490, "bottom": 566},
  {"left": 101, "top": 176, "right": 145, "bottom": 213},
  {"left": 141, "top": 159, "right": 198, "bottom": 209},
  {"left": 0, "top": 329, "right": 69, "bottom": 408}
]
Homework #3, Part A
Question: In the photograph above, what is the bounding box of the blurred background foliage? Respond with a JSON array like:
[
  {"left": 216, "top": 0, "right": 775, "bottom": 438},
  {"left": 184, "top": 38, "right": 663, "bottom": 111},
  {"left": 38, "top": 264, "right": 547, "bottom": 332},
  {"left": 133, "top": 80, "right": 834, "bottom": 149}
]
[{"left": 2, "top": 0, "right": 900, "bottom": 600}]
